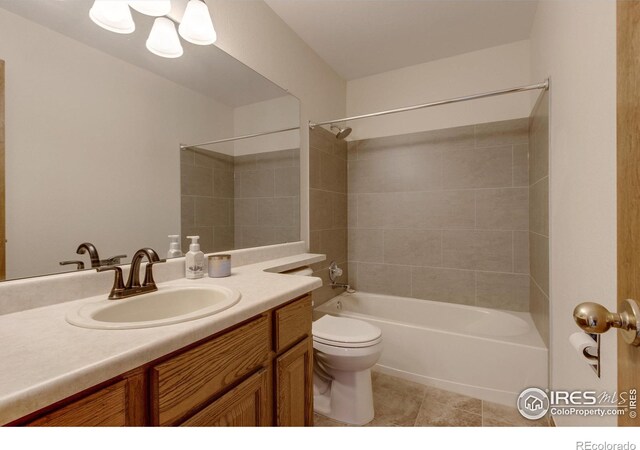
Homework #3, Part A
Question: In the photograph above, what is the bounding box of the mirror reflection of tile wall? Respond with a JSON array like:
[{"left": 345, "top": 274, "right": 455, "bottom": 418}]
[{"left": 180, "top": 147, "right": 300, "bottom": 253}]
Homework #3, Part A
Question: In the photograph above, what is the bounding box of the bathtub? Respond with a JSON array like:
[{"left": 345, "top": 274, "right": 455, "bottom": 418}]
[{"left": 314, "top": 292, "right": 548, "bottom": 406}]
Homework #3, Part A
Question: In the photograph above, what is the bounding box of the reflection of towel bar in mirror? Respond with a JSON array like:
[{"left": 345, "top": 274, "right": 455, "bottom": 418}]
[{"left": 180, "top": 126, "right": 301, "bottom": 150}]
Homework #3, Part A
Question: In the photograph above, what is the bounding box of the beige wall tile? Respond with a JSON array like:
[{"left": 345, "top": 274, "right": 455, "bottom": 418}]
[
  {"left": 513, "top": 143, "right": 529, "bottom": 187},
  {"left": 384, "top": 229, "right": 442, "bottom": 266},
  {"left": 443, "top": 146, "right": 513, "bottom": 189},
  {"left": 529, "top": 92, "right": 549, "bottom": 184},
  {"left": 476, "top": 188, "right": 529, "bottom": 231},
  {"left": 233, "top": 154, "right": 257, "bottom": 172},
  {"left": 530, "top": 232, "right": 549, "bottom": 295},
  {"left": 476, "top": 272, "right": 529, "bottom": 312},
  {"left": 333, "top": 193, "right": 348, "bottom": 228},
  {"left": 213, "top": 169, "right": 234, "bottom": 199},
  {"left": 348, "top": 150, "right": 442, "bottom": 193},
  {"left": 411, "top": 266, "right": 476, "bottom": 305},
  {"left": 442, "top": 230, "right": 513, "bottom": 272},
  {"left": 357, "top": 192, "right": 425, "bottom": 229},
  {"left": 181, "top": 195, "right": 195, "bottom": 228},
  {"left": 234, "top": 198, "right": 257, "bottom": 227},
  {"left": 514, "top": 231, "right": 529, "bottom": 274},
  {"left": 320, "top": 151, "right": 347, "bottom": 193},
  {"left": 310, "top": 189, "right": 334, "bottom": 231},
  {"left": 180, "top": 148, "right": 195, "bottom": 166},
  {"left": 235, "top": 169, "right": 275, "bottom": 198},
  {"left": 256, "top": 149, "right": 298, "bottom": 170},
  {"left": 257, "top": 197, "right": 296, "bottom": 227},
  {"left": 357, "top": 263, "right": 412, "bottom": 297},
  {"left": 213, "top": 226, "right": 234, "bottom": 252},
  {"left": 309, "top": 147, "right": 321, "bottom": 189},
  {"left": 275, "top": 166, "right": 300, "bottom": 197},
  {"left": 237, "top": 226, "right": 277, "bottom": 248},
  {"left": 529, "top": 177, "right": 549, "bottom": 237},
  {"left": 319, "top": 228, "right": 348, "bottom": 264},
  {"left": 274, "top": 227, "right": 300, "bottom": 244},
  {"left": 194, "top": 197, "right": 231, "bottom": 227},
  {"left": 423, "top": 190, "right": 476, "bottom": 229},
  {"left": 348, "top": 194, "right": 358, "bottom": 228},
  {"left": 194, "top": 148, "right": 234, "bottom": 170},
  {"left": 349, "top": 228, "right": 384, "bottom": 263},
  {"left": 475, "top": 118, "right": 529, "bottom": 148},
  {"left": 356, "top": 125, "right": 474, "bottom": 161},
  {"left": 181, "top": 164, "right": 213, "bottom": 197},
  {"left": 530, "top": 279, "right": 550, "bottom": 347}
]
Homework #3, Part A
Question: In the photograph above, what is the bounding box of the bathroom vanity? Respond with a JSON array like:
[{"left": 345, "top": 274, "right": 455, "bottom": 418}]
[
  {"left": 11, "top": 295, "right": 313, "bottom": 427},
  {"left": 0, "top": 246, "right": 324, "bottom": 427}
]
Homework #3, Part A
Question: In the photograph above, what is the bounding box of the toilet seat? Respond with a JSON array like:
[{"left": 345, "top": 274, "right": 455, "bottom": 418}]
[{"left": 313, "top": 315, "right": 382, "bottom": 348}]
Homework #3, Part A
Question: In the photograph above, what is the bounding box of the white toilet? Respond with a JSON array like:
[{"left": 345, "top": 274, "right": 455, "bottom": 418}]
[{"left": 312, "top": 315, "right": 383, "bottom": 425}]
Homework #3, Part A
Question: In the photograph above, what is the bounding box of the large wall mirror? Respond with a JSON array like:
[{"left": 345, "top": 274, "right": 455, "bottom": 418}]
[{"left": 0, "top": 0, "right": 301, "bottom": 281}]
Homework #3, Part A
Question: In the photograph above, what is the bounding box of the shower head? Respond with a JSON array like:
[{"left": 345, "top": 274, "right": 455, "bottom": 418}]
[{"left": 330, "top": 125, "right": 352, "bottom": 140}]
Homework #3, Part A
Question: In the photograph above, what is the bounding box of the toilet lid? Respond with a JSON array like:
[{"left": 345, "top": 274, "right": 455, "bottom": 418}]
[{"left": 313, "top": 315, "right": 382, "bottom": 347}]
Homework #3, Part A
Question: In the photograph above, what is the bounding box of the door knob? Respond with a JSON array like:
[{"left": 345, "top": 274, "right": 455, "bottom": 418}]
[{"left": 573, "top": 299, "right": 640, "bottom": 346}]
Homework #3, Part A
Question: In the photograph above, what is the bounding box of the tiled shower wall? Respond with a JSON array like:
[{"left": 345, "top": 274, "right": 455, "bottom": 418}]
[
  {"left": 529, "top": 92, "right": 550, "bottom": 347},
  {"left": 180, "top": 148, "right": 235, "bottom": 253},
  {"left": 347, "top": 119, "right": 531, "bottom": 312},
  {"left": 234, "top": 149, "right": 300, "bottom": 249},
  {"left": 309, "top": 126, "right": 349, "bottom": 306},
  {"left": 180, "top": 148, "right": 300, "bottom": 254}
]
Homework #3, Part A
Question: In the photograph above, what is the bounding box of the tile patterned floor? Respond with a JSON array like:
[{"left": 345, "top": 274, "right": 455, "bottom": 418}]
[{"left": 314, "top": 372, "right": 552, "bottom": 427}]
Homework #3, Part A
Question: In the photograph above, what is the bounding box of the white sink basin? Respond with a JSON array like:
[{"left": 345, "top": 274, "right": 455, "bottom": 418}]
[{"left": 66, "top": 285, "right": 241, "bottom": 330}]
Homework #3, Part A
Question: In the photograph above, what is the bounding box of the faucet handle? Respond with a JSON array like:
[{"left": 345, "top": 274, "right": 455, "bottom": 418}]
[
  {"left": 101, "top": 254, "right": 127, "bottom": 266},
  {"left": 60, "top": 260, "right": 85, "bottom": 270},
  {"left": 143, "top": 257, "right": 166, "bottom": 286},
  {"left": 97, "top": 265, "right": 126, "bottom": 299}
]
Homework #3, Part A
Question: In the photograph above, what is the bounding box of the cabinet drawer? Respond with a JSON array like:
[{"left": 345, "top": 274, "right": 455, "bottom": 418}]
[
  {"left": 27, "top": 381, "right": 127, "bottom": 427},
  {"left": 274, "top": 296, "right": 312, "bottom": 353},
  {"left": 180, "top": 368, "right": 271, "bottom": 427},
  {"left": 151, "top": 315, "right": 271, "bottom": 426}
]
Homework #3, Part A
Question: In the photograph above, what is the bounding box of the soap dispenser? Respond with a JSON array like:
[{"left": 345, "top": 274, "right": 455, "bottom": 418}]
[
  {"left": 185, "top": 236, "right": 205, "bottom": 279},
  {"left": 167, "top": 235, "right": 183, "bottom": 259}
]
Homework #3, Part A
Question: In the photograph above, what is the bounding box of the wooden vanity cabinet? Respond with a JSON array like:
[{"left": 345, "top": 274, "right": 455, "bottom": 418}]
[{"left": 16, "top": 294, "right": 313, "bottom": 427}]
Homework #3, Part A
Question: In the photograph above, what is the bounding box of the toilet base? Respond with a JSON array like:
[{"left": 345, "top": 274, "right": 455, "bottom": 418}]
[{"left": 313, "top": 368, "right": 375, "bottom": 426}]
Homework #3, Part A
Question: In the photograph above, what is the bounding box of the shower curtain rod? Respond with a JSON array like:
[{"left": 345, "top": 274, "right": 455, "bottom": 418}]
[
  {"left": 180, "top": 126, "right": 301, "bottom": 150},
  {"left": 308, "top": 79, "right": 549, "bottom": 129}
]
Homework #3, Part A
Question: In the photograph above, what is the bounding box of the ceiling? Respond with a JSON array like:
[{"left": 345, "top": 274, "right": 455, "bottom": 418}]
[
  {"left": 0, "top": 0, "right": 289, "bottom": 107},
  {"left": 265, "top": 0, "right": 538, "bottom": 80}
]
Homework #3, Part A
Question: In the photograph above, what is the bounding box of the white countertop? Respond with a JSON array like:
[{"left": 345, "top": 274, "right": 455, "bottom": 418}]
[{"left": 0, "top": 253, "right": 324, "bottom": 425}]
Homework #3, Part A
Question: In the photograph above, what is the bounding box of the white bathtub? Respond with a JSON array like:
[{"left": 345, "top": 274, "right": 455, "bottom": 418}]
[{"left": 314, "top": 292, "right": 548, "bottom": 406}]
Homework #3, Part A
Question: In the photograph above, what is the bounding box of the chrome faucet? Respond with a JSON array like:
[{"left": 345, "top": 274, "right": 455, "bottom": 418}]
[{"left": 97, "top": 248, "right": 165, "bottom": 300}]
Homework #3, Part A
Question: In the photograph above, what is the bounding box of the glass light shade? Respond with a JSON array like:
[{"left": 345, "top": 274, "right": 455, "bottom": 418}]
[
  {"left": 129, "top": 1, "right": 172, "bottom": 17},
  {"left": 146, "top": 17, "right": 184, "bottom": 58},
  {"left": 89, "top": 0, "right": 135, "bottom": 34},
  {"left": 178, "top": 0, "right": 216, "bottom": 46}
]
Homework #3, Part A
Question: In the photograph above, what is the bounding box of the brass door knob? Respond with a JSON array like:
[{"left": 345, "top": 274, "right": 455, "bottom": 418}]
[{"left": 573, "top": 299, "right": 640, "bottom": 346}]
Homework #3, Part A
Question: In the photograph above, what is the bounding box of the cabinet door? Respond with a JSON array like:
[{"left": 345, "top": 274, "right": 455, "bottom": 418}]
[
  {"left": 276, "top": 338, "right": 313, "bottom": 426},
  {"left": 180, "top": 368, "right": 271, "bottom": 427}
]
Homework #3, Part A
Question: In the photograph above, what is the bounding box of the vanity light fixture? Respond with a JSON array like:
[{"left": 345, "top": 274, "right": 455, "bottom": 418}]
[
  {"left": 89, "top": 0, "right": 135, "bottom": 34},
  {"left": 89, "top": 0, "right": 216, "bottom": 59},
  {"left": 178, "top": 0, "right": 217, "bottom": 45},
  {"left": 146, "top": 17, "right": 184, "bottom": 58},
  {"left": 129, "top": 0, "right": 172, "bottom": 17}
]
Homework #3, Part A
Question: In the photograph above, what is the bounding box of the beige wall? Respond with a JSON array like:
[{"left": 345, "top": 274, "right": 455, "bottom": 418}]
[
  {"left": 347, "top": 119, "right": 530, "bottom": 312},
  {"left": 0, "top": 8, "right": 233, "bottom": 279},
  {"left": 309, "top": 126, "right": 348, "bottom": 306},
  {"left": 210, "top": 0, "right": 348, "bottom": 246},
  {"left": 346, "top": 40, "right": 532, "bottom": 141},
  {"left": 529, "top": 91, "right": 550, "bottom": 348},
  {"left": 530, "top": 0, "right": 617, "bottom": 426}
]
